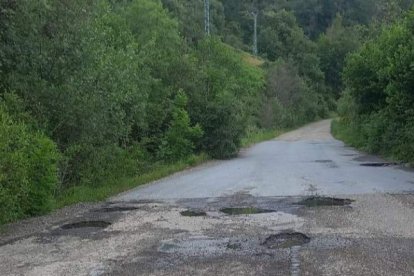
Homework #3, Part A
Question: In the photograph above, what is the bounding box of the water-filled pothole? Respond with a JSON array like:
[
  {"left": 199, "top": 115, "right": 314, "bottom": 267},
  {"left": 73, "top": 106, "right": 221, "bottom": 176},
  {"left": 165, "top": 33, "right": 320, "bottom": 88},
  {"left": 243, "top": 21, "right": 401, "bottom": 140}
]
[
  {"left": 360, "top": 162, "right": 398, "bottom": 167},
  {"left": 96, "top": 206, "right": 140, "bottom": 213},
  {"left": 227, "top": 242, "right": 242, "bottom": 250},
  {"left": 298, "top": 196, "right": 353, "bottom": 207},
  {"left": 262, "top": 232, "right": 310, "bottom": 249},
  {"left": 60, "top": 221, "right": 111, "bottom": 230},
  {"left": 220, "top": 207, "right": 275, "bottom": 215},
  {"left": 180, "top": 210, "right": 207, "bottom": 217}
]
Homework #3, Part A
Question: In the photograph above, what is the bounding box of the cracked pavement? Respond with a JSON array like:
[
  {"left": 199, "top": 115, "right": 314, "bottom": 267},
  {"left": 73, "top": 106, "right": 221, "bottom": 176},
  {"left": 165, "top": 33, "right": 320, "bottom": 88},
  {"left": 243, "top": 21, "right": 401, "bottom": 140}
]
[{"left": 1, "top": 120, "right": 414, "bottom": 276}]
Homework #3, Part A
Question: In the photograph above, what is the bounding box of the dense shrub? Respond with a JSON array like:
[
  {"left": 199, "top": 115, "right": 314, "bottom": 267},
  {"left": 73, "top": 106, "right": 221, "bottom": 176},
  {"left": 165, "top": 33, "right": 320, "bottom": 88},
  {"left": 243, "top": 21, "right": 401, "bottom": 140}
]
[
  {"left": 192, "top": 38, "right": 264, "bottom": 158},
  {"left": 317, "top": 15, "right": 363, "bottom": 98},
  {"left": 260, "top": 60, "right": 322, "bottom": 129},
  {"left": 0, "top": 106, "right": 59, "bottom": 224},
  {"left": 0, "top": 0, "right": 267, "bottom": 200},
  {"left": 159, "top": 91, "right": 203, "bottom": 161},
  {"left": 1, "top": 0, "right": 386, "bottom": 224},
  {"left": 338, "top": 10, "right": 414, "bottom": 162}
]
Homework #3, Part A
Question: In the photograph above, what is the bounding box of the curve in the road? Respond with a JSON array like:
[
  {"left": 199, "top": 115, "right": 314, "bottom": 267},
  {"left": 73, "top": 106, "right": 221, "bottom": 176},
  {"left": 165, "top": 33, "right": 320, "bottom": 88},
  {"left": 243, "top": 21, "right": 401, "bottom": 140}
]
[{"left": 114, "top": 120, "right": 414, "bottom": 201}]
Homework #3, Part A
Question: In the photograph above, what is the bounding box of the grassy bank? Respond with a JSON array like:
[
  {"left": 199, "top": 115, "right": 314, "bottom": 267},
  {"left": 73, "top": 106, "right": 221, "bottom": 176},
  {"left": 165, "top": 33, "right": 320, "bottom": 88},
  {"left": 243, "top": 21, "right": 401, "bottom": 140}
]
[
  {"left": 331, "top": 119, "right": 374, "bottom": 154},
  {"left": 331, "top": 119, "right": 356, "bottom": 146},
  {"left": 0, "top": 127, "right": 287, "bottom": 226},
  {"left": 58, "top": 129, "right": 286, "bottom": 208},
  {"left": 56, "top": 154, "right": 209, "bottom": 208},
  {"left": 331, "top": 119, "right": 413, "bottom": 166}
]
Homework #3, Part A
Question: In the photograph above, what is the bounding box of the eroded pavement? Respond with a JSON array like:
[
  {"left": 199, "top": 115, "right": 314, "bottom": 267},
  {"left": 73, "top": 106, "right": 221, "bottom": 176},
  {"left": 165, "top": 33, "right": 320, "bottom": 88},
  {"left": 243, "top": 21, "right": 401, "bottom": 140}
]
[{"left": 1, "top": 120, "right": 414, "bottom": 276}]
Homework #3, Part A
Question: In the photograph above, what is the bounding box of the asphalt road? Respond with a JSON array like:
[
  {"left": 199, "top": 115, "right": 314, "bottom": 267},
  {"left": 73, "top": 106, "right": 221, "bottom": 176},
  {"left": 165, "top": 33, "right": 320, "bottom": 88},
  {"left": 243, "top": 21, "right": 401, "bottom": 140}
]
[
  {"left": 2, "top": 120, "right": 414, "bottom": 276},
  {"left": 115, "top": 119, "right": 414, "bottom": 201}
]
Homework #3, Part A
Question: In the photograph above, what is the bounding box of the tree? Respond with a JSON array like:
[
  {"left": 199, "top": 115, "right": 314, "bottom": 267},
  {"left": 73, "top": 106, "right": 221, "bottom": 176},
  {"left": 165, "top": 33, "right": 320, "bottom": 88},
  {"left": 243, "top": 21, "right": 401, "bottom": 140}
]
[
  {"left": 317, "top": 14, "right": 363, "bottom": 98},
  {"left": 340, "top": 8, "right": 414, "bottom": 161},
  {"left": 261, "top": 60, "right": 320, "bottom": 128},
  {"left": 161, "top": 0, "right": 225, "bottom": 44},
  {"left": 0, "top": 100, "right": 59, "bottom": 224},
  {"left": 159, "top": 90, "right": 203, "bottom": 161},
  {"left": 191, "top": 38, "right": 264, "bottom": 158}
]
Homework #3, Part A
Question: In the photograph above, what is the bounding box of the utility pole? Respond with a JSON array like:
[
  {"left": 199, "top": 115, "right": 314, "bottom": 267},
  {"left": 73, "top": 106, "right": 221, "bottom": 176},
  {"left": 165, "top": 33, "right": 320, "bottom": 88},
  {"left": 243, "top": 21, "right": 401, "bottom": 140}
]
[
  {"left": 204, "top": 0, "right": 210, "bottom": 36},
  {"left": 251, "top": 0, "right": 258, "bottom": 55},
  {"left": 252, "top": 11, "right": 258, "bottom": 55}
]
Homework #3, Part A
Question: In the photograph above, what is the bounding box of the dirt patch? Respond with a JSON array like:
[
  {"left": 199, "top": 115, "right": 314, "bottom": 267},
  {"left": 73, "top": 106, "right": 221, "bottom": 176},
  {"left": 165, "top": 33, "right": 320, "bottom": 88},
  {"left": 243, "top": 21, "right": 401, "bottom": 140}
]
[
  {"left": 298, "top": 197, "right": 353, "bottom": 207},
  {"left": 180, "top": 210, "right": 207, "bottom": 217},
  {"left": 262, "top": 232, "right": 310, "bottom": 249},
  {"left": 60, "top": 221, "right": 111, "bottom": 230},
  {"left": 220, "top": 207, "right": 275, "bottom": 215}
]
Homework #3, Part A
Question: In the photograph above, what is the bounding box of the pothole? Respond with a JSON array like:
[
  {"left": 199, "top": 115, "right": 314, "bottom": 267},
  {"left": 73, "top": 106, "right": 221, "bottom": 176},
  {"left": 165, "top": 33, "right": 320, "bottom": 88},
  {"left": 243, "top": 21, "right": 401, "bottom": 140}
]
[
  {"left": 262, "top": 232, "right": 310, "bottom": 249},
  {"left": 180, "top": 210, "right": 207, "bottom": 217},
  {"left": 360, "top": 162, "right": 398, "bottom": 167},
  {"left": 227, "top": 242, "right": 242, "bottom": 250},
  {"left": 60, "top": 221, "right": 111, "bottom": 230},
  {"left": 96, "top": 206, "right": 139, "bottom": 213},
  {"left": 220, "top": 207, "right": 275, "bottom": 215},
  {"left": 298, "top": 196, "right": 353, "bottom": 207}
]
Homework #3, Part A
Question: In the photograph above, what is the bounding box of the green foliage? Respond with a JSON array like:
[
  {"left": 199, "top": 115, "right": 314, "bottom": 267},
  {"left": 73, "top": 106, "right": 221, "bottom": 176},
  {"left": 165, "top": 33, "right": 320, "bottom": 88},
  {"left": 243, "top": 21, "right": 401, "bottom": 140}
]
[
  {"left": 338, "top": 10, "right": 414, "bottom": 162},
  {"left": 260, "top": 60, "right": 322, "bottom": 129},
  {"left": 159, "top": 91, "right": 203, "bottom": 161},
  {"left": 161, "top": 0, "right": 226, "bottom": 45},
  {"left": 57, "top": 153, "right": 209, "bottom": 207},
  {"left": 192, "top": 38, "right": 264, "bottom": 158},
  {"left": 0, "top": 0, "right": 271, "bottom": 224},
  {"left": 0, "top": 103, "right": 59, "bottom": 224},
  {"left": 256, "top": 9, "right": 331, "bottom": 115},
  {"left": 258, "top": 10, "right": 312, "bottom": 62},
  {"left": 317, "top": 15, "right": 364, "bottom": 97},
  {"left": 3, "top": 0, "right": 402, "bottom": 224}
]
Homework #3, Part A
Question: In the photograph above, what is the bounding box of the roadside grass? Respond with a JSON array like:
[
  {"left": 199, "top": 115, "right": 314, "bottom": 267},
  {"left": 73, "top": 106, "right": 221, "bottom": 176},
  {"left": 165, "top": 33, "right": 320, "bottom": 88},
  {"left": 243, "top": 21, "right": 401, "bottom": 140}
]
[
  {"left": 330, "top": 119, "right": 343, "bottom": 139},
  {"left": 56, "top": 154, "right": 209, "bottom": 208},
  {"left": 58, "top": 129, "right": 286, "bottom": 208},
  {"left": 331, "top": 119, "right": 412, "bottom": 166},
  {"left": 331, "top": 119, "right": 357, "bottom": 145},
  {"left": 331, "top": 118, "right": 375, "bottom": 152}
]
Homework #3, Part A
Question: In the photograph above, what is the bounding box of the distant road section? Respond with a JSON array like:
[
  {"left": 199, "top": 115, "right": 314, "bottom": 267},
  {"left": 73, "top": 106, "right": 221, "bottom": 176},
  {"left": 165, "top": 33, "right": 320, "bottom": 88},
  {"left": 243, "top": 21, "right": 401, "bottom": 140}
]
[{"left": 114, "top": 120, "right": 414, "bottom": 201}]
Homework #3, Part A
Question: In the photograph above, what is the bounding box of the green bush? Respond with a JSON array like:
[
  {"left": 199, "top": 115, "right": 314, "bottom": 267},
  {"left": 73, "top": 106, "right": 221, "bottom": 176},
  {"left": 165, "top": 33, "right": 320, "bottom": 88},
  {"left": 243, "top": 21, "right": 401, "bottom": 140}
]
[
  {"left": 260, "top": 60, "right": 323, "bottom": 129},
  {"left": 0, "top": 107, "right": 59, "bottom": 224},
  {"left": 158, "top": 91, "right": 203, "bottom": 161},
  {"left": 191, "top": 38, "right": 264, "bottom": 159},
  {"left": 339, "top": 10, "right": 414, "bottom": 163},
  {"left": 201, "top": 94, "right": 246, "bottom": 159},
  {"left": 61, "top": 143, "right": 148, "bottom": 188}
]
